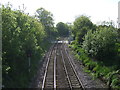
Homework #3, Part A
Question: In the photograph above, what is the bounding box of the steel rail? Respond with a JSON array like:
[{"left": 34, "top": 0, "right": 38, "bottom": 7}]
[
  {"left": 63, "top": 43, "right": 85, "bottom": 90},
  {"left": 61, "top": 49, "right": 72, "bottom": 89},
  {"left": 54, "top": 49, "right": 57, "bottom": 90},
  {"left": 42, "top": 45, "right": 55, "bottom": 90}
]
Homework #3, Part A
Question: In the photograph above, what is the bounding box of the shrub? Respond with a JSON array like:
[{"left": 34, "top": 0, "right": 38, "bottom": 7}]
[{"left": 82, "top": 26, "right": 118, "bottom": 60}]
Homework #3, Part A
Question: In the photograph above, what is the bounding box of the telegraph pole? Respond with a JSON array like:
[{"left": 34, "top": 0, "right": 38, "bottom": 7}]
[{"left": 26, "top": 49, "right": 32, "bottom": 73}]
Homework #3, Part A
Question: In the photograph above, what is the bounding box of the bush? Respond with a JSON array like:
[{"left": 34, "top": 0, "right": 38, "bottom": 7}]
[
  {"left": 82, "top": 26, "right": 118, "bottom": 60},
  {"left": 70, "top": 44, "right": 120, "bottom": 89}
]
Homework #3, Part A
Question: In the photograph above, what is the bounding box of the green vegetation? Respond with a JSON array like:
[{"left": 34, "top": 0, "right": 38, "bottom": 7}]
[
  {"left": 2, "top": 4, "right": 71, "bottom": 87},
  {"left": 56, "top": 22, "right": 69, "bottom": 37},
  {"left": 2, "top": 4, "right": 56, "bottom": 88},
  {"left": 36, "top": 8, "right": 57, "bottom": 40},
  {"left": 70, "top": 15, "right": 120, "bottom": 89},
  {"left": 73, "top": 15, "right": 96, "bottom": 43},
  {"left": 82, "top": 26, "right": 118, "bottom": 60},
  {"left": 2, "top": 2, "right": 120, "bottom": 89}
]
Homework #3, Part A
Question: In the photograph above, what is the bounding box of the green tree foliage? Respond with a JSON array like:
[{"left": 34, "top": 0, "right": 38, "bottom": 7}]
[
  {"left": 70, "top": 13, "right": 120, "bottom": 89},
  {"left": 2, "top": 5, "right": 47, "bottom": 87},
  {"left": 56, "top": 22, "right": 69, "bottom": 37},
  {"left": 35, "top": 8, "right": 56, "bottom": 40},
  {"left": 82, "top": 26, "right": 118, "bottom": 60},
  {"left": 70, "top": 25, "right": 120, "bottom": 89},
  {"left": 73, "top": 15, "right": 96, "bottom": 43},
  {"left": 118, "top": 28, "right": 120, "bottom": 41}
]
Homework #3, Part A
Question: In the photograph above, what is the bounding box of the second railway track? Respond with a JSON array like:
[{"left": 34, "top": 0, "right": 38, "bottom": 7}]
[{"left": 42, "top": 42, "right": 85, "bottom": 90}]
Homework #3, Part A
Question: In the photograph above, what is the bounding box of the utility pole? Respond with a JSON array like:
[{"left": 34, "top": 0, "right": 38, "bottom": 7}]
[
  {"left": 26, "top": 49, "right": 32, "bottom": 73},
  {"left": 28, "top": 57, "right": 31, "bottom": 72}
]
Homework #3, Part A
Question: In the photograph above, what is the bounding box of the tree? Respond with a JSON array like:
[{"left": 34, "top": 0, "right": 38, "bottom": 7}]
[
  {"left": 56, "top": 22, "right": 69, "bottom": 37},
  {"left": 35, "top": 8, "right": 55, "bottom": 40},
  {"left": 73, "top": 15, "right": 95, "bottom": 43},
  {"left": 82, "top": 26, "right": 118, "bottom": 60},
  {"left": 2, "top": 5, "right": 46, "bottom": 87}
]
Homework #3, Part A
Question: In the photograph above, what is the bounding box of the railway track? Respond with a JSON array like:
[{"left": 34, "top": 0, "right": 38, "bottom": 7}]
[
  {"left": 56, "top": 43, "right": 69, "bottom": 89},
  {"left": 42, "top": 44, "right": 56, "bottom": 89},
  {"left": 42, "top": 42, "right": 85, "bottom": 90},
  {"left": 61, "top": 43, "right": 85, "bottom": 89}
]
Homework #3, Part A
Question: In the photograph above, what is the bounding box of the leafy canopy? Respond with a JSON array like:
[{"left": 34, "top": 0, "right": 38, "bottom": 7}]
[
  {"left": 56, "top": 22, "right": 69, "bottom": 37},
  {"left": 73, "top": 15, "right": 95, "bottom": 43}
]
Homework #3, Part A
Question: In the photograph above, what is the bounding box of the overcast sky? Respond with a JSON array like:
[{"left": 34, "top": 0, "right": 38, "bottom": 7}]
[{"left": 1, "top": 0, "right": 120, "bottom": 26}]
